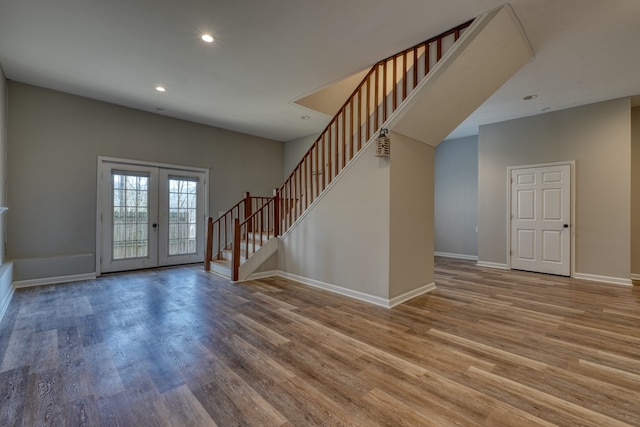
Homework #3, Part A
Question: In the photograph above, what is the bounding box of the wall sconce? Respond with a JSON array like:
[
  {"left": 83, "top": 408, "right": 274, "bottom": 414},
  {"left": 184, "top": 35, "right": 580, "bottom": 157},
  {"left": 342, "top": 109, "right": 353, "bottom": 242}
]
[{"left": 375, "top": 128, "right": 390, "bottom": 158}]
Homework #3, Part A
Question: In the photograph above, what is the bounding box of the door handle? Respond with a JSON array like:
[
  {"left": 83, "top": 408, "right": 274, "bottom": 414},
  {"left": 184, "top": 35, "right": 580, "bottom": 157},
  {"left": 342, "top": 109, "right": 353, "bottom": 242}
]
[
  {"left": 563, "top": 224, "right": 569, "bottom": 228},
  {"left": 152, "top": 223, "right": 158, "bottom": 228}
]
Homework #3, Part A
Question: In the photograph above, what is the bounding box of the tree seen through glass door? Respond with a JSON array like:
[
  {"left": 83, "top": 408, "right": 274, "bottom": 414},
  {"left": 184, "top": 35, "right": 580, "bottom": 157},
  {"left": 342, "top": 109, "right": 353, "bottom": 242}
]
[{"left": 168, "top": 178, "right": 198, "bottom": 255}]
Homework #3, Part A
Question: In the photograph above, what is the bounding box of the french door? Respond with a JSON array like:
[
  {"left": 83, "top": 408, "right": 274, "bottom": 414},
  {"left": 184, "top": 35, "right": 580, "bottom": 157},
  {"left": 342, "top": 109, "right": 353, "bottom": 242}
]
[{"left": 98, "top": 159, "right": 207, "bottom": 274}]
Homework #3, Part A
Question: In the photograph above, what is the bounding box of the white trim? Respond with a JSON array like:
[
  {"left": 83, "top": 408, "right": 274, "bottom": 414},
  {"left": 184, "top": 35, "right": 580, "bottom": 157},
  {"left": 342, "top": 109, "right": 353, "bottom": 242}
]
[
  {"left": 247, "top": 270, "right": 435, "bottom": 308},
  {"left": 0, "top": 286, "right": 13, "bottom": 323},
  {"left": 243, "top": 270, "right": 280, "bottom": 281},
  {"left": 97, "top": 156, "right": 210, "bottom": 173},
  {"left": 506, "top": 161, "right": 576, "bottom": 276},
  {"left": 476, "top": 261, "right": 508, "bottom": 270},
  {"left": 434, "top": 251, "right": 478, "bottom": 261},
  {"left": 278, "top": 271, "right": 391, "bottom": 307},
  {"left": 13, "top": 273, "right": 96, "bottom": 289},
  {"left": 388, "top": 282, "right": 436, "bottom": 308},
  {"left": 0, "top": 262, "right": 14, "bottom": 323},
  {"left": 573, "top": 273, "right": 632, "bottom": 287},
  {"left": 630, "top": 273, "right": 640, "bottom": 282}
]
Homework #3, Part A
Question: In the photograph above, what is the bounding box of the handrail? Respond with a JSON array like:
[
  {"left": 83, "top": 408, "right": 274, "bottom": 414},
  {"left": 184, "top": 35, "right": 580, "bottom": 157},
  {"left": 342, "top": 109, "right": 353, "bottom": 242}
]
[
  {"left": 204, "top": 192, "right": 271, "bottom": 271},
  {"left": 275, "top": 19, "right": 473, "bottom": 235},
  {"left": 232, "top": 193, "right": 278, "bottom": 280},
  {"left": 212, "top": 19, "right": 474, "bottom": 278}
]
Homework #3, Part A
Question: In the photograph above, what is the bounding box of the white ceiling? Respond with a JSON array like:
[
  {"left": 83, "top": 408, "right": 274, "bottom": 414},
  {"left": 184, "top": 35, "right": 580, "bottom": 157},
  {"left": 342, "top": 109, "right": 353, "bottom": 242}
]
[{"left": 1, "top": 0, "right": 639, "bottom": 142}]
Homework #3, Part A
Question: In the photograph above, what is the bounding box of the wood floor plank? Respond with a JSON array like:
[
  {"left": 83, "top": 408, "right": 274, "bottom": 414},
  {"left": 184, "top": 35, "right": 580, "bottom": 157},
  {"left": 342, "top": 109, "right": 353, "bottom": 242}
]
[
  {"left": 64, "top": 396, "right": 105, "bottom": 427},
  {"left": 0, "top": 366, "right": 29, "bottom": 427},
  {"left": 161, "top": 384, "right": 218, "bottom": 427},
  {"left": 83, "top": 343, "right": 125, "bottom": 398},
  {"left": 23, "top": 369, "right": 64, "bottom": 427},
  {"left": 30, "top": 330, "right": 59, "bottom": 374},
  {"left": 466, "top": 365, "right": 634, "bottom": 426},
  {"left": 1, "top": 258, "right": 639, "bottom": 425}
]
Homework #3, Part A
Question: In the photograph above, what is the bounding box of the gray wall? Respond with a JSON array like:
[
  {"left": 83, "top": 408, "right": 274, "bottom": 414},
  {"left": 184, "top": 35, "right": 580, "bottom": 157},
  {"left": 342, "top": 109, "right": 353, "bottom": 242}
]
[
  {"left": 479, "top": 97, "right": 631, "bottom": 280},
  {"left": 389, "top": 132, "right": 434, "bottom": 298},
  {"left": 632, "top": 107, "right": 640, "bottom": 277},
  {"left": 283, "top": 134, "right": 316, "bottom": 177},
  {"left": 7, "top": 82, "right": 284, "bottom": 281},
  {"left": 0, "top": 66, "right": 11, "bottom": 321},
  {"left": 0, "top": 67, "right": 6, "bottom": 263},
  {"left": 434, "top": 135, "right": 478, "bottom": 258}
]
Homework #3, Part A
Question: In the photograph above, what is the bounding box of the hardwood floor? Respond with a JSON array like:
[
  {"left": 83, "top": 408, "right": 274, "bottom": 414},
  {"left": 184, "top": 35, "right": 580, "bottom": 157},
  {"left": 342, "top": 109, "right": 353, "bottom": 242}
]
[{"left": 1, "top": 257, "right": 640, "bottom": 426}]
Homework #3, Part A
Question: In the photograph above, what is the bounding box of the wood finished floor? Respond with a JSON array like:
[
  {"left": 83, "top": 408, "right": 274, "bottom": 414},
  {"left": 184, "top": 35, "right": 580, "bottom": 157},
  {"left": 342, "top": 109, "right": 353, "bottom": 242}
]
[{"left": 1, "top": 258, "right": 640, "bottom": 426}]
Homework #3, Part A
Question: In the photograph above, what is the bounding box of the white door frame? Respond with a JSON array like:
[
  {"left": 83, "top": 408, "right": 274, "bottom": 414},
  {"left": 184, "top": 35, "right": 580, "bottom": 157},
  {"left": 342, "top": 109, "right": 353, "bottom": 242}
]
[
  {"left": 506, "top": 161, "right": 576, "bottom": 277},
  {"left": 96, "top": 156, "right": 209, "bottom": 276}
]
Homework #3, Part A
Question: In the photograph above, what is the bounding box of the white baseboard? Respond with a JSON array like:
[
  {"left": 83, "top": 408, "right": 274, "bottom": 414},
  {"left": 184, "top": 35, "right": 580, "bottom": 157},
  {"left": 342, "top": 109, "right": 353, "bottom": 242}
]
[
  {"left": 0, "top": 262, "right": 14, "bottom": 324},
  {"left": 277, "top": 271, "right": 391, "bottom": 307},
  {"left": 573, "top": 272, "right": 632, "bottom": 287},
  {"left": 476, "top": 261, "right": 508, "bottom": 270},
  {"left": 244, "top": 270, "right": 281, "bottom": 281},
  {"left": 13, "top": 272, "right": 96, "bottom": 289},
  {"left": 435, "top": 252, "right": 478, "bottom": 261},
  {"left": 252, "top": 270, "right": 434, "bottom": 308},
  {"left": 388, "top": 282, "right": 436, "bottom": 308},
  {"left": 0, "top": 285, "right": 14, "bottom": 323},
  {"left": 630, "top": 273, "right": 640, "bottom": 282}
]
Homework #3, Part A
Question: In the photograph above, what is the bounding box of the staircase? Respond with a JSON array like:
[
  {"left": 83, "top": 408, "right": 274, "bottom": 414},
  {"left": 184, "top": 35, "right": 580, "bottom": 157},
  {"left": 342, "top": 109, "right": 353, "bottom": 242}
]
[
  {"left": 205, "top": 5, "right": 533, "bottom": 282},
  {"left": 206, "top": 192, "right": 276, "bottom": 278}
]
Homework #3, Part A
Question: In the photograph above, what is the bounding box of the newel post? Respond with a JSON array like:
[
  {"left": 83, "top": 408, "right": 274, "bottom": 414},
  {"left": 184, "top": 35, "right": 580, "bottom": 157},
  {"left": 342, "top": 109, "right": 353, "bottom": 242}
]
[
  {"left": 232, "top": 218, "right": 240, "bottom": 281},
  {"left": 205, "top": 217, "right": 213, "bottom": 271},
  {"left": 273, "top": 188, "right": 280, "bottom": 236},
  {"left": 244, "top": 191, "right": 252, "bottom": 233}
]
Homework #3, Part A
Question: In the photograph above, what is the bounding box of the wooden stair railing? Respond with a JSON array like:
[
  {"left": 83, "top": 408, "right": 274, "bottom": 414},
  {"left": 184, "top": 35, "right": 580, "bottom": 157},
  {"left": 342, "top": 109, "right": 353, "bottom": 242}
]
[
  {"left": 204, "top": 192, "right": 271, "bottom": 272},
  {"left": 208, "top": 19, "right": 474, "bottom": 279},
  {"left": 275, "top": 19, "right": 472, "bottom": 235},
  {"left": 231, "top": 191, "right": 278, "bottom": 280}
]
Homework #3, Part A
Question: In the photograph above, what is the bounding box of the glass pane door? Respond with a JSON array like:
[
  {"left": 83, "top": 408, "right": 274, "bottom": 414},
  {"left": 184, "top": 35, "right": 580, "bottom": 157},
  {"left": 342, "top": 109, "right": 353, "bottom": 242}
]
[
  {"left": 112, "top": 172, "right": 150, "bottom": 260},
  {"left": 100, "top": 163, "right": 159, "bottom": 273},
  {"left": 158, "top": 170, "right": 205, "bottom": 266}
]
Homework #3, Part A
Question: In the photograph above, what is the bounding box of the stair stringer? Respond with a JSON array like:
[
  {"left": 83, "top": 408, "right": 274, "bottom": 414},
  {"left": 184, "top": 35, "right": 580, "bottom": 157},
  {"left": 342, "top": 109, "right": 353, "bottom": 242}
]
[
  {"left": 389, "top": 3, "right": 534, "bottom": 146},
  {"left": 236, "top": 237, "right": 279, "bottom": 281}
]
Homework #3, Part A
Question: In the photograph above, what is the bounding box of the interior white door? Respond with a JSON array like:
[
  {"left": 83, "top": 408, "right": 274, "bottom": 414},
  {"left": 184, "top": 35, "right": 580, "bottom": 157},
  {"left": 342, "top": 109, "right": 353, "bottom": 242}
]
[
  {"left": 510, "top": 164, "right": 571, "bottom": 276},
  {"left": 100, "top": 161, "right": 206, "bottom": 273}
]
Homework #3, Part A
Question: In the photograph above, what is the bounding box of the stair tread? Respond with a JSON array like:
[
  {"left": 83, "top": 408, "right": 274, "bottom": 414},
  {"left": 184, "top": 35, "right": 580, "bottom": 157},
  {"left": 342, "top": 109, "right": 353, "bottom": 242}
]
[{"left": 211, "top": 258, "right": 231, "bottom": 267}]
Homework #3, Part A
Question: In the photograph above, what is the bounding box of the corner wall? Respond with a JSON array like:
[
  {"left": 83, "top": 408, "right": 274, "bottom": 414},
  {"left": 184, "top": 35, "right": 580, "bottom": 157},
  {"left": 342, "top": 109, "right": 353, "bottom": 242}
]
[
  {"left": 632, "top": 107, "right": 640, "bottom": 278},
  {"left": 0, "top": 65, "right": 12, "bottom": 322},
  {"left": 434, "top": 135, "right": 478, "bottom": 258},
  {"left": 479, "top": 97, "right": 631, "bottom": 281},
  {"left": 389, "top": 132, "right": 434, "bottom": 298},
  {"left": 7, "top": 82, "right": 284, "bottom": 282}
]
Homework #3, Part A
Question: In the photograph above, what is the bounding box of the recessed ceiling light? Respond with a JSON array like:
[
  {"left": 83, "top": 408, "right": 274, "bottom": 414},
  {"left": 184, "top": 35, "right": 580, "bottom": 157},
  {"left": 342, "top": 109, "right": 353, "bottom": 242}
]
[
  {"left": 155, "top": 86, "right": 166, "bottom": 92},
  {"left": 201, "top": 34, "right": 214, "bottom": 43},
  {"left": 301, "top": 115, "right": 311, "bottom": 120},
  {"left": 523, "top": 94, "right": 537, "bottom": 100}
]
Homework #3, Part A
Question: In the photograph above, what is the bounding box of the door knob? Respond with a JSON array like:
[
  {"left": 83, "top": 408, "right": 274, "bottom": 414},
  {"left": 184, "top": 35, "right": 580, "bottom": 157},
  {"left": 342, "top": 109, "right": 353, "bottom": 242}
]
[
  {"left": 152, "top": 223, "right": 158, "bottom": 228},
  {"left": 563, "top": 224, "right": 569, "bottom": 228}
]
